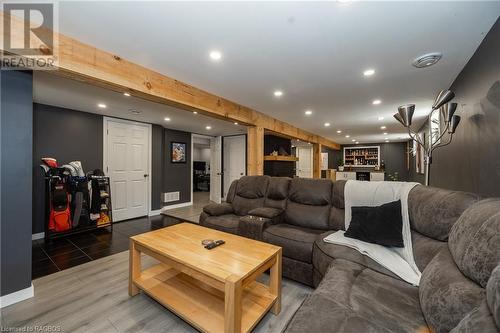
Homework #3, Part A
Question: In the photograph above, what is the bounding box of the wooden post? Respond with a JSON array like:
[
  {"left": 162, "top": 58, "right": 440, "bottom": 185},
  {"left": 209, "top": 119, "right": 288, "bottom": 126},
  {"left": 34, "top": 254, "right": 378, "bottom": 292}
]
[
  {"left": 270, "top": 249, "right": 282, "bottom": 315},
  {"left": 313, "top": 143, "right": 322, "bottom": 178},
  {"left": 224, "top": 275, "right": 242, "bottom": 333},
  {"left": 247, "top": 126, "right": 264, "bottom": 176},
  {"left": 129, "top": 239, "right": 140, "bottom": 296}
]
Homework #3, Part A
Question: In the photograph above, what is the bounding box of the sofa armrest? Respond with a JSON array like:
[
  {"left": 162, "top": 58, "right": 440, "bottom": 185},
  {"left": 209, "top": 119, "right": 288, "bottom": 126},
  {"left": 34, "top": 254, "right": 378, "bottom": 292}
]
[
  {"left": 239, "top": 215, "right": 275, "bottom": 241},
  {"left": 247, "top": 207, "right": 283, "bottom": 219},
  {"left": 203, "top": 202, "right": 233, "bottom": 216}
]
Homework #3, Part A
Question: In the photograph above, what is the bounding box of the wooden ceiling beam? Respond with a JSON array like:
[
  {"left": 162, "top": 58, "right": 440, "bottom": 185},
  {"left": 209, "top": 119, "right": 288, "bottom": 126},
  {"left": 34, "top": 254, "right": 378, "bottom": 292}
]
[{"left": 1, "top": 11, "right": 340, "bottom": 150}]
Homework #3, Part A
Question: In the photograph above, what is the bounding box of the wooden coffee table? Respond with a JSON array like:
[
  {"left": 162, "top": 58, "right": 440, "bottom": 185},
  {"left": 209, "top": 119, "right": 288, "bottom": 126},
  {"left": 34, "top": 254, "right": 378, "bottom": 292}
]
[{"left": 129, "top": 223, "right": 282, "bottom": 333}]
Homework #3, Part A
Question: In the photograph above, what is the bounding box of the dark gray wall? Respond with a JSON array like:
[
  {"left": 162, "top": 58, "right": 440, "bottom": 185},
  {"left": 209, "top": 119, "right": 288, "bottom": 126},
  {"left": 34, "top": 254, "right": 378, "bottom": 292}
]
[
  {"left": 322, "top": 146, "right": 342, "bottom": 169},
  {"left": 33, "top": 104, "right": 103, "bottom": 233},
  {"left": 151, "top": 124, "right": 164, "bottom": 210},
  {"left": 1, "top": 71, "right": 33, "bottom": 296},
  {"left": 380, "top": 142, "right": 408, "bottom": 181},
  {"left": 412, "top": 18, "right": 500, "bottom": 197},
  {"left": 163, "top": 128, "right": 192, "bottom": 205}
]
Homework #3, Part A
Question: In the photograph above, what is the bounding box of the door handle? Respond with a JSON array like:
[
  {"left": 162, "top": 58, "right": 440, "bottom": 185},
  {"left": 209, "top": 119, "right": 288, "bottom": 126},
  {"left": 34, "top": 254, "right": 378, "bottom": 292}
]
[{"left": 144, "top": 174, "right": 149, "bottom": 178}]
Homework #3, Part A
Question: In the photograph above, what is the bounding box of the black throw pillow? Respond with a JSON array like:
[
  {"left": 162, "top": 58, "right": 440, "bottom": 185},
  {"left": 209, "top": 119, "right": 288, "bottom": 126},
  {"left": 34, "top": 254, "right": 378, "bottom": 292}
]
[{"left": 345, "top": 200, "right": 404, "bottom": 247}]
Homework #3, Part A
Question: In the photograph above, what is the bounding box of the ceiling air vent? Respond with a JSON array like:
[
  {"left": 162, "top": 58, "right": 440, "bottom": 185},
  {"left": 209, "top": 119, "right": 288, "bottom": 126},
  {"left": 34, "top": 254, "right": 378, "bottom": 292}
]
[
  {"left": 412, "top": 52, "right": 442, "bottom": 68},
  {"left": 129, "top": 108, "right": 142, "bottom": 115}
]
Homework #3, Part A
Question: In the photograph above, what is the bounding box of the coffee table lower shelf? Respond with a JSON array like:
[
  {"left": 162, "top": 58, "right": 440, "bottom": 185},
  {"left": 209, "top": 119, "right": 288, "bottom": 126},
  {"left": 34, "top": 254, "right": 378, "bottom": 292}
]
[{"left": 133, "top": 263, "right": 277, "bottom": 333}]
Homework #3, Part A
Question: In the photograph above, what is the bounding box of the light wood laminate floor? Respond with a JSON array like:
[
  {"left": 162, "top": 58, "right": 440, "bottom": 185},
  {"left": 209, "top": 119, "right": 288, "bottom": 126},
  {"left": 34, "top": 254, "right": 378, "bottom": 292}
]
[{"left": 1, "top": 250, "right": 311, "bottom": 333}]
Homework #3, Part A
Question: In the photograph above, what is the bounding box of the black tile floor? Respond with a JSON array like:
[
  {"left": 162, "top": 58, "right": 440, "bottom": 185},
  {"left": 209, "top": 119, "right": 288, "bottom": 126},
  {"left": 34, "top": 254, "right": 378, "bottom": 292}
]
[{"left": 32, "top": 215, "right": 183, "bottom": 279}]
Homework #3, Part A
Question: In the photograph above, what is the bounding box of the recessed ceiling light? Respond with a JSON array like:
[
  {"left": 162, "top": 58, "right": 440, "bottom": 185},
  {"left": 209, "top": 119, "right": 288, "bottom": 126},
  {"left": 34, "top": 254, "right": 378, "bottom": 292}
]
[
  {"left": 123, "top": 92, "right": 130, "bottom": 97},
  {"left": 345, "top": 135, "right": 350, "bottom": 138},
  {"left": 385, "top": 140, "right": 390, "bottom": 143},
  {"left": 164, "top": 117, "right": 171, "bottom": 122},
  {"left": 372, "top": 99, "right": 382, "bottom": 105},
  {"left": 193, "top": 111, "right": 198, "bottom": 114},
  {"left": 98, "top": 103, "right": 106, "bottom": 109},
  {"left": 234, "top": 122, "right": 238, "bottom": 125},
  {"left": 206, "top": 125, "right": 212, "bottom": 130},
  {"left": 378, "top": 116, "right": 384, "bottom": 121},
  {"left": 383, "top": 132, "right": 388, "bottom": 135},
  {"left": 324, "top": 122, "right": 330, "bottom": 127},
  {"left": 336, "top": 130, "right": 342, "bottom": 134},
  {"left": 351, "top": 139, "right": 356, "bottom": 142},
  {"left": 305, "top": 110, "right": 313, "bottom": 115},
  {"left": 355, "top": 141, "right": 359, "bottom": 144},
  {"left": 209, "top": 50, "right": 222, "bottom": 61},
  {"left": 273, "top": 90, "right": 283, "bottom": 97},
  {"left": 380, "top": 126, "right": 386, "bottom": 130},
  {"left": 384, "top": 137, "right": 389, "bottom": 140},
  {"left": 363, "top": 69, "right": 375, "bottom": 76}
]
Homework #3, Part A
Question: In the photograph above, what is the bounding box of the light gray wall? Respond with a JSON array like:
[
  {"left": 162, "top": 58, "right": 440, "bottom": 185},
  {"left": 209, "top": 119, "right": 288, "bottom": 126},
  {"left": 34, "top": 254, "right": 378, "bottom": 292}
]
[
  {"left": 1, "top": 71, "right": 33, "bottom": 296},
  {"left": 412, "top": 18, "right": 500, "bottom": 197}
]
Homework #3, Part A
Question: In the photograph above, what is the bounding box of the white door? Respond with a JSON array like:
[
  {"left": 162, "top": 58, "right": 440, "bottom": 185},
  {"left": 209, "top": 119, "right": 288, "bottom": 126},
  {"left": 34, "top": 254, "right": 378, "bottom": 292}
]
[
  {"left": 105, "top": 118, "right": 150, "bottom": 221},
  {"left": 210, "top": 136, "right": 222, "bottom": 203},
  {"left": 296, "top": 146, "right": 313, "bottom": 178},
  {"left": 223, "top": 135, "right": 246, "bottom": 199}
]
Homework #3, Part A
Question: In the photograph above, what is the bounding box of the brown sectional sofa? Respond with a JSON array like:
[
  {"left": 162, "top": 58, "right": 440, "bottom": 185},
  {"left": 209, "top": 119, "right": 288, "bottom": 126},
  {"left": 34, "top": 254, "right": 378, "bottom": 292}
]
[{"left": 199, "top": 176, "right": 500, "bottom": 332}]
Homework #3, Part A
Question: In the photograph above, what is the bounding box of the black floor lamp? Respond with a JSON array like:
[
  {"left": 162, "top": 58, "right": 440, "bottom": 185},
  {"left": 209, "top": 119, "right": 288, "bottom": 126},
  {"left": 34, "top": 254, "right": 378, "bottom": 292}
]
[{"left": 394, "top": 90, "right": 461, "bottom": 186}]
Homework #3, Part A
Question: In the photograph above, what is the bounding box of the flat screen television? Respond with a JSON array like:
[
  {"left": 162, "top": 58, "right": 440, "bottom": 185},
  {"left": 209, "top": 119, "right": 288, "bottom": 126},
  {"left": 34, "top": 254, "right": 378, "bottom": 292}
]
[{"left": 193, "top": 161, "right": 206, "bottom": 172}]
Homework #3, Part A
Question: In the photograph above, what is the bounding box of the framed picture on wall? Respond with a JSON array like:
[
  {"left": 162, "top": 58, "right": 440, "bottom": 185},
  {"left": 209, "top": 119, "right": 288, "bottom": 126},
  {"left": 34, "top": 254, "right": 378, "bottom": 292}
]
[{"left": 171, "top": 142, "right": 186, "bottom": 163}]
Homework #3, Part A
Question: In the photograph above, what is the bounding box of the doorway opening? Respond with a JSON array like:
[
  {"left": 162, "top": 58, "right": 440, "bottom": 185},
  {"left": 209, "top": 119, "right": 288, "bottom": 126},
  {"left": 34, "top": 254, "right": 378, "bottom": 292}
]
[
  {"left": 292, "top": 139, "right": 313, "bottom": 178},
  {"left": 192, "top": 134, "right": 213, "bottom": 210}
]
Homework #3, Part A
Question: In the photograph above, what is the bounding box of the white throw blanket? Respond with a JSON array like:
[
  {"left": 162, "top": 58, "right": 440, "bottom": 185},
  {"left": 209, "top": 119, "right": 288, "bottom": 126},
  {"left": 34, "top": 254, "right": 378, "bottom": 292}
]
[{"left": 324, "top": 180, "right": 421, "bottom": 286}]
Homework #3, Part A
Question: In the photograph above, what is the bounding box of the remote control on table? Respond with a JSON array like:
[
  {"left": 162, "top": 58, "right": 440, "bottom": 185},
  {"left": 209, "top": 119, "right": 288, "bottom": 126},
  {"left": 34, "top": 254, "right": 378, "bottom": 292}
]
[{"left": 204, "top": 240, "right": 225, "bottom": 250}]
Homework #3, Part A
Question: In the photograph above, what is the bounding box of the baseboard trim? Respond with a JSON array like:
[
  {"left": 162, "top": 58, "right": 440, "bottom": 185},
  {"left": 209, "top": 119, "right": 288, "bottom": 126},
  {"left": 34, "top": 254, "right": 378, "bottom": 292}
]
[
  {"left": 0, "top": 284, "right": 34, "bottom": 308},
  {"left": 32, "top": 232, "right": 45, "bottom": 240},
  {"left": 160, "top": 201, "right": 193, "bottom": 213},
  {"left": 148, "top": 209, "right": 162, "bottom": 217}
]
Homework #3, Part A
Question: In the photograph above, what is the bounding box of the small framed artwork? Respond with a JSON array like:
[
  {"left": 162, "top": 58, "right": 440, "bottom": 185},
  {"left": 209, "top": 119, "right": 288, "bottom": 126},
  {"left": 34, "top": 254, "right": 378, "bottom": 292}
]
[{"left": 171, "top": 142, "right": 186, "bottom": 163}]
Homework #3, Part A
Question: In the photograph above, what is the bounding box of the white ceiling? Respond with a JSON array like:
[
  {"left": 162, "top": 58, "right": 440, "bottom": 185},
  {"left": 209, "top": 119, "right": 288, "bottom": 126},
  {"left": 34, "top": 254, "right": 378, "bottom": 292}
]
[
  {"left": 33, "top": 72, "right": 247, "bottom": 136},
  {"left": 51, "top": 1, "right": 500, "bottom": 144}
]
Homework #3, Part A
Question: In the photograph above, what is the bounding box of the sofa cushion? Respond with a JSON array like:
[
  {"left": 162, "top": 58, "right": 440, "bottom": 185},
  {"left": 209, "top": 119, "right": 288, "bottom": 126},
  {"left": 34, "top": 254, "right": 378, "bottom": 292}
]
[
  {"left": 247, "top": 207, "right": 282, "bottom": 219},
  {"left": 288, "top": 178, "right": 332, "bottom": 206},
  {"left": 202, "top": 214, "right": 240, "bottom": 234},
  {"left": 264, "top": 177, "right": 290, "bottom": 210},
  {"left": 408, "top": 185, "right": 479, "bottom": 241},
  {"left": 419, "top": 248, "right": 485, "bottom": 333},
  {"left": 313, "top": 231, "right": 399, "bottom": 280},
  {"left": 449, "top": 198, "right": 500, "bottom": 288},
  {"left": 332, "top": 180, "right": 346, "bottom": 209},
  {"left": 235, "top": 175, "right": 269, "bottom": 199},
  {"left": 487, "top": 265, "right": 500, "bottom": 329},
  {"left": 263, "top": 224, "right": 323, "bottom": 263},
  {"left": 266, "top": 177, "right": 290, "bottom": 200},
  {"left": 231, "top": 176, "right": 269, "bottom": 216},
  {"left": 225, "top": 179, "right": 238, "bottom": 203},
  {"left": 284, "top": 259, "right": 427, "bottom": 333},
  {"left": 411, "top": 230, "right": 447, "bottom": 272},
  {"left": 450, "top": 302, "right": 498, "bottom": 333},
  {"left": 285, "top": 178, "right": 332, "bottom": 230},
  {"left": 328, "top": 206, "right": 345, "bottom": 231},
  {"left": 203, "top": 202, "right": 233, "bottom": 216}
]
